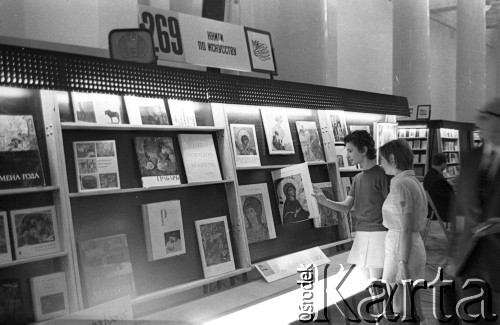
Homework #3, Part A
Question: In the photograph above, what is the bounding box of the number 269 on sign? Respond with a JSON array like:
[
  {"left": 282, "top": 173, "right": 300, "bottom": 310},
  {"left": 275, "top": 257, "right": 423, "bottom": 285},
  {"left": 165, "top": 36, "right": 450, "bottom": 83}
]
[{"left": 139, "top": 7, "right": 186, "bottom": 63}]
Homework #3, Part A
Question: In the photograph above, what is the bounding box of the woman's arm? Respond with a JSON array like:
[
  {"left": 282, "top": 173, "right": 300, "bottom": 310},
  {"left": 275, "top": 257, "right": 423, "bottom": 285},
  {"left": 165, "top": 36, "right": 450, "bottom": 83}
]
[
  {"left": 396, "top": 183, "right": 414, "bottom": 279},
  {"left": 312, "top": 186, "right": 354, "bottom": 212}
]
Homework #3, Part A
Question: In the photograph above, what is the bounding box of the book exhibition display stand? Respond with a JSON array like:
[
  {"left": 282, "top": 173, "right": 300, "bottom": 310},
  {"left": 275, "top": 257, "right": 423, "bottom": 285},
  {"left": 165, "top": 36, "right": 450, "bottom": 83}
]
[{"left": 0, "top": 40, "right": 409, "bottom": 323}]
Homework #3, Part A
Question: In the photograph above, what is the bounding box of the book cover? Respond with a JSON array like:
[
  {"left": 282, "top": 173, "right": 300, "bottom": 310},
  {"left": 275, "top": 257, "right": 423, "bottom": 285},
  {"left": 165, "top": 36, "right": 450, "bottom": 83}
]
[
  {"left": 329, "top": 111, "right": 348, "bottom": 143},
  {"left": 78, "top": 234, "right": 136, "bottom": 308},
  {"left": 312, "top": 182, "right": 339, "bottom": 228},
  {"left": 261, "top": 109, "right": 295, "bottom": 155},
  {"left": 10, "top": 206, "right": 60, "bottom": 260},
  {"left": 295, "top": 121, "right": 325, "bottom": 162},
  {"left": 71, "top": 92, "right": 123, "bottom": 124},
  {"left": 341, "top": 177, "right": 352, "bottom": 197},
  {"left": 74, "top": 140, "right": 120, "bottom": 192},
  {"left": 178, "top": 134, "right": 222, "bottom": 183},
  {"left": 30, "top": 272, "right": 69, "bottom": 322},
  {"left": 0, "top": 279, "right": 24, "bottom": 324},
  {"left": 0, "top": 115, "right": 45, "bottom": 189},
  {"left": 195, "top": 216, "right": 235, "bottom": 278},
  {"left": 133, "top": 137, "right": 181, "bottom": 187},
  {"left": 375, "top": 122, "right": 398, "bottom": 148},
  {"left": 167, "top": 99, "right": 197, "bottom": 127},
  {"left": 238, "top": 183, "right": 276, "bottom": 244},
  {"left": 271, "top": 163, "right": 319, "bottom": 224},
  {"left": 124, "top": 96, "right": 169, "bottom": 125},
  {"left": 142, "top": 200, "right": 186, "bottom": 261},
  {"left": 0, "top": 211, "right": 12, "bottom": 264},
  {"left": 229, "top": 124, "right": 261, "bottom": 168}
]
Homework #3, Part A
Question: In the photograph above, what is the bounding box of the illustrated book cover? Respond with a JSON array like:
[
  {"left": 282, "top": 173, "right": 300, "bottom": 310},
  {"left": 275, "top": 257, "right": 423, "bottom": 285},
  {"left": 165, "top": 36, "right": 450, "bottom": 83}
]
[
  {"left": 295, "top": 121, "right": 325, "bottom": 162},
  {"left": 195, "top": 216, "right": 236, "bottom": 278},
  {"left": 261, "top": 108, "right": 295, "bottom": 155},
  {"left": 10, "top": 205, "right": 60, "bottom": 260},
  {"left": 178, "top": 134, "right": 222, "bottom": 183},
  {"left": 134, "top": 137, "right": 181, "bottom": 187},
  {"left": 0, "top": 114, "right": 45, "bottom": 189},
  {"left": 74, "top": 140, "right": 120, "bottom": 192},
  {"left": 375, "top": 122, "right": 398, "bottom": 148},
  {"left": 312, "top": 182, "right": 339, "bottom": 228},
  {"left": 229, "top": 124, "right": 261, "bottom": 168},
  {"left": 71, "top": 92, "right": 123, "bottom": 124},
  {"left": 30, "top": 272, "right": 69, "bottom": 322},
  {"left": 0, "top": 211, "right": 12, "bottom": 264},
  {"left": 328, "top": 111, "right": 348, "bottom": 143},
  {"left": 78, "top": 234, "right": 136, "bottom": 308},
  {"left": 167, "top": 99, "right": 197, "bottom": 127},
  {"left": 0, "top": 278, "right": 24, "bottom": 324},
  {"left": 142, "top": 200, "right": 186, "bottom": 261},
  {"left": 238, "top": 183, "right": 276, "bottom": 244},
  {"left": 271, "top": 163, "right": 320, "bottom": 224},
  {"left": 124, "top": 96, "right": 169, "bottom": 125}
]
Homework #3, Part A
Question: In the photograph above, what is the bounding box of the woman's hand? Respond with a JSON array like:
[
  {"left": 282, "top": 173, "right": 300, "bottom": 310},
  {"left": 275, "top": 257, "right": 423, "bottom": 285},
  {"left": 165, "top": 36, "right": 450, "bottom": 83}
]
[{"left": 311, "top": 185, "right": 328, "bottom": 205}]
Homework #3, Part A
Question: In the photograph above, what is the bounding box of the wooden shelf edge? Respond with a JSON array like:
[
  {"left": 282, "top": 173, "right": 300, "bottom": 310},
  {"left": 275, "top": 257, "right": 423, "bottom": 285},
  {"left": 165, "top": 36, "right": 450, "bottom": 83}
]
[
  {"left": 339, "top": 168, "right": 361, "bottom": 172},
  {"left": 0, "top": 185, "right": 60, "bottom": 196},
  {"left": 61, "top": 122, "right": 223, "bottom": 132},
  {"left": 319, "top": 238, "right": 354, "bottom": 251},
  {"left": 236, "top": 161, "right": 331, "bottom": 171},
  {"left": 131, "top": 267, "right": 253, "bottom": 305},
  {"left": 69, "top": 179, "right": 235, "bottom": 197},
  {"left": 0, "top": 251, "right": 68, "bottom": 269}
]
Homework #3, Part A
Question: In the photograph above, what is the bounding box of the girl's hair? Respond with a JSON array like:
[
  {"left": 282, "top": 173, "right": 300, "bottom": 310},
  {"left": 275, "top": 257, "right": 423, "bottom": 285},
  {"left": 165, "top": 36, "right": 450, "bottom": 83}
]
[
  {"left": 344, "top": 130, "right": 376, "bottom": 160},
  {"left": 379, "top": 139, "right": 414, "bottom": 171}
]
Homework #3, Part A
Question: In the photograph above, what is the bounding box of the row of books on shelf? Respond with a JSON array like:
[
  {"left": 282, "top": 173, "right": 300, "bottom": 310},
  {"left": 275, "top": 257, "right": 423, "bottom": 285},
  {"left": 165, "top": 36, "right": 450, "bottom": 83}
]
[
  {"left": 440, "top": 128, "right": 459, "bottom": 138},
  {"left": 442, "top": 141, "right": 459, "bottom": 151},
  {"left": 446, "top": 152, "right": 459, "bottom": 163},
  {"left": 413, "top": 154, "right": 427, "bottom": 164},
  {"left": 398, "top": 128, "right": 428, "bottom": 138},
  {"left": 407, "top": 139, "right": 428, "bottom": 150}
]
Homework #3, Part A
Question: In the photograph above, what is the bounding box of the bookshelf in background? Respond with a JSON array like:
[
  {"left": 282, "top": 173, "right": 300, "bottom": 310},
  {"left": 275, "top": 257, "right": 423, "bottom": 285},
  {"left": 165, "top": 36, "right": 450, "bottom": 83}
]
[
  {"left": 438, "top": 128, "right": 461, "bottom": 178},
  {"left": 397, "top": 124, "right": 430, "bottom": 180}
]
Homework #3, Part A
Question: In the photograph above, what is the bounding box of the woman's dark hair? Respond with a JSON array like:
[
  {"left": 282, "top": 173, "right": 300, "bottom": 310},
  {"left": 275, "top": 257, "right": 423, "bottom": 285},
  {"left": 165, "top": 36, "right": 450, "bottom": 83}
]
[
  {"left": 243, "top": 196, "right": 264, "bottom": 228},
  {"left": 344, "top": 130, "right": 376, "bottom": 160},
  {"left": 379, "top": 139, "right": 414, "bottom": 171}
]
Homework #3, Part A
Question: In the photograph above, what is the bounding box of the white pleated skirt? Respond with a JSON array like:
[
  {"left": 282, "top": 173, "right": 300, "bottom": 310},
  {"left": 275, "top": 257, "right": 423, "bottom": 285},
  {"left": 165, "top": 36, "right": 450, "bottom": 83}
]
[{"left": 347, "top": 231, "right": 387, "bottom": 268}]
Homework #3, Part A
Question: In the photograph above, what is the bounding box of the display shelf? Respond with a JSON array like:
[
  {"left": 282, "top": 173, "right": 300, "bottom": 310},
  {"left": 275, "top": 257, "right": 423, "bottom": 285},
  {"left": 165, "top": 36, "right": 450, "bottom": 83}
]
[
  {"left": 68, "top": 179, "right": 235, "bottom": 197},
  {"left": 61, "top": 122, "right": 224, "bottom": 132},
  {"left": 442, "top": 150, "right": 459, "bottom": 153},
  {"left": 319, "top": 237, "right": 354, "bottom": 250},
  {"left": 0, "top": 185, "right": 59, "bottom": 196},
  {"left": 235, "top": 161, "right": 330, "bottom": 171},
  {"left": 0, "top": 251, "right": 68, "bottom": 269},
  {"left": 339, "top": 167, "right": 362, "bottom": 172}
]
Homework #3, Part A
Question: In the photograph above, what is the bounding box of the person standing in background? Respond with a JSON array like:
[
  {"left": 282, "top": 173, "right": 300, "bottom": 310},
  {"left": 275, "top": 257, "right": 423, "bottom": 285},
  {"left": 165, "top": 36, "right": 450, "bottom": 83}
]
[{"left": 423, "top": 153, "right": 455, "bottom": 223}]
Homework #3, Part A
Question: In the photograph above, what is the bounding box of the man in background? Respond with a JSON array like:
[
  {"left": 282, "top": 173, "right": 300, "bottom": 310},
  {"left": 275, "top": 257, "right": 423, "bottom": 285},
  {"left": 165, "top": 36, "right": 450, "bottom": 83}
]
[{"left": 423, "top": 153, "right": 455, "bottom": 222}]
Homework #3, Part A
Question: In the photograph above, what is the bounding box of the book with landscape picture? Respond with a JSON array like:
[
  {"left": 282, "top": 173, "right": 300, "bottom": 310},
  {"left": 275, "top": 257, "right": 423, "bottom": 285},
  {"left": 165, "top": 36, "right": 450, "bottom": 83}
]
[
  {"left": 167, "top": 99, "right": 197, "bottom": 127},
  {"left": 238, "top": 183, "right": 276, "bottom": 244},
  {"left": 0, "top": 211, "right": 12, "bottom": 264},
  {"left": 0, "top": 115, "right": 45, "bottom": 189},
  {"left": 195, "top": 216, "right": 235, "bottom": 278},
  {"left": 124, "top": 96, "right": 169, "bottom": 125},
  {"left": 10, "top": 206, "right": 60, "bottom": 260},
  {"left": 313, "top": 182, "right": 339, "bottom": 228},
  {"left": 178, "top": 134, "right": 222, "bottom": 183},
  {"left": 271, "top": 163, "right": 320, "bottom": 225},
  {"left": 142, "top": 200, "right": 186, "bottom": 261},
  {"left": 74, "top": 140, "right": 120, "bottom": 192},
  {"left": 78, "top": 234, "right": 136, "bottom": 307},
  {"left": 0, "top": 279, "right": 24, "bottom": 324},
  {"left": 230, "top": 124, "right": 261, "bottom": 168},
  {"left": 134, "top": 137, "right": 180, "bottom": 187},
  {"left": 30, "top": 272, "right": 69, "bottom": 322},
  {"left": 71, "top": 92, "right": 123, "bottom": 124},
  {"left": 295, "top": 121, "right": 325, "bottom": 162}
]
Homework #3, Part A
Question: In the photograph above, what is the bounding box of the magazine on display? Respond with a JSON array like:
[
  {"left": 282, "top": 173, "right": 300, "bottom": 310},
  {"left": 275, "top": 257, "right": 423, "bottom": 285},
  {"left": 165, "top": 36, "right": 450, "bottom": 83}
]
[
  {"left": 74, "top": 140, "right": 120, "bottom": 192},
  {"left": 238, "top": 183, "right": 276, "bottom": 244},
  {"left": 134, "top": 137, "right": 181, "bottom": 187},
  {"left": 295, "top": 121, "right": 325, "bottom": 162},
  {"left": 261, "top": 108, "right": 295, "bottom": 155},
  {"left": 0, "top": 211, "right": 12, "bottom": 264},
  {"left": 328, "top": 111, "right": 348, "bottom": 143},
  {"left": 30, "top": 272, "right": 69, "bottom": 322},
  {"left": 0, "top": 115, "right": 45, "bottom": 189},
  {"left": 10, "top": 206, "right": 60, "bottom": 260},
  {"left": 195, "top": 216, "right": 236, "bottom": 278},
  {"left": 229, "top": 124, "right": 261, "bottom": 167},
  {"left": 124, "top": 96, "right": 169, "bottom": 125},
  {"left": 375, "top": 122, "right": 398, "bottom": 148},
  {"left": 142, "top": 200, "right": 186, "bottom": 261},
  {"left": 78, "top": 234, "right": 136, "bottom": 307},
  {"left": 71, "top": 92, "right": 123, "bottom": 124},
  {"left": 312, "top": 182, "right": 339, "bottom": 228},
  {"left": 167, "top": 99, "right": 197, "bottom": 127},
  {"left": 271, "top": 163, "right": 320, "bottom": 225},
  {"left": 178, "top": 134, "right": 222, "bottom": 183}
]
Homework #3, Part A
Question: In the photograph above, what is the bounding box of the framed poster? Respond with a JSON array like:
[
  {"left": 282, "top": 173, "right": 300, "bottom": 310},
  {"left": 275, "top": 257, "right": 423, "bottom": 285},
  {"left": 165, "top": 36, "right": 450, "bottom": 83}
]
[
  {"left": 416, "top": 105, "right": 431, "bottom": 120},
  {"left": 244, "top": 27, "right": 277, "bottom": 74}
]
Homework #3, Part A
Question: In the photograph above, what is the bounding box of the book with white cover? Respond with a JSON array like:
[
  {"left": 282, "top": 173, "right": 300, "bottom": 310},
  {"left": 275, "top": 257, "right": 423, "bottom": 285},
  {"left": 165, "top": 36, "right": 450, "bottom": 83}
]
[
  {"left": 10, "top": 205, "right": 60, "bottom": 260},
  {"left": 0, "top": 211, "right": 12, "bottom": 264},
  {"left": 230, "top": 124, "right": 261, "bottom": 167},
  {"left": 71, "top": 92, "right": 123, "bottom": 124},
  {"left": 142, "top": 200, "right": 186, "bottom": 261},
  {"left": 30, "top": 272, "right": 69, "bottom": 321},
  {"left": 261, "top": 108, "right": 295, "bottom": 155},
  {"left": 124, "top": 96, "right": 169, "bottom": 125},
  {"left": 271, "top": 163, "right": 320, "bottom": 224},
  {"left": 167, "top": 99, "right": 197, "bottom": 127},
  {"left": 238, "top": 183, "right": 276, "bottom": 244},
  {"left": 178, "top": 134, "right": 222, "bottom": 183},
  {"left": 295, "top": 121, "right": 325, "bottom": 162},
  {"left": 195, "top": 216, "right": 235, "bottom": 278},
  {"left": 74, "top": 140, "right": 120, "bottom": 192}
]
